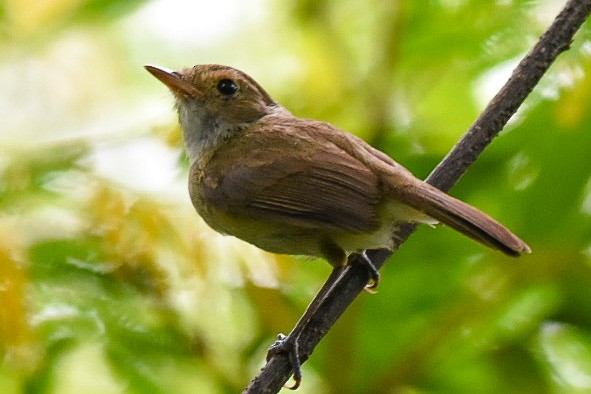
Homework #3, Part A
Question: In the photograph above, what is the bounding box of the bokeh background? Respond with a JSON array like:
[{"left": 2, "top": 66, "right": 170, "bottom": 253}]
[{"left": 2, "top": 0, "right": 591, "bottom": 393}]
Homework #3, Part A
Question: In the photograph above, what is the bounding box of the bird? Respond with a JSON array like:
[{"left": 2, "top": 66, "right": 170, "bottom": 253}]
[
  {"left": 145, "top": 64, "right": 530, "bottom": 274},
  {"left": 145, "top": 63, "right": 531, "bottom": 390}
]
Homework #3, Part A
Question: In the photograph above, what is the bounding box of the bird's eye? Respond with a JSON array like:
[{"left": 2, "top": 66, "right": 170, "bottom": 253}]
[{"left": 217, "top": 79, "right": 239, "bottom": 96}]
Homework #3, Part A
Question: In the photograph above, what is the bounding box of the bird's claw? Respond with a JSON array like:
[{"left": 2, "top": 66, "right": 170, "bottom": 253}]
[
  {"left": 357, "top": 251, "right": 380, "bottom": 292},
  {"left": 266, "top": 333, "right": 302, "bottom": 390}
]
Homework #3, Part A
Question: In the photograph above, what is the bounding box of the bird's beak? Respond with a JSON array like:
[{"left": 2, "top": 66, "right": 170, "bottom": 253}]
[{"left": 144, "top": 64, "right": 198, "bottom": 97}]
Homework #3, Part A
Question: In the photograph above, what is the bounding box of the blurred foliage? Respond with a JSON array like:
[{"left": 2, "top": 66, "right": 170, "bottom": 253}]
[{"left": 0, "top": 0, "right": 591, "bottom": 393}]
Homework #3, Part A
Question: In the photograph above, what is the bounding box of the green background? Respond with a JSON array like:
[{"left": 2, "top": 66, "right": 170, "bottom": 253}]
[{"left": 1, "top": 1, "right": 591, "bottom": 393}]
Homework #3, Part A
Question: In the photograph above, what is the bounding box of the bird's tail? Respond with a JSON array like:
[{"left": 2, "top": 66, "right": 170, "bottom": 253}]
[{"left": 393, "top": 181, "right": 531, "bottom": 256}]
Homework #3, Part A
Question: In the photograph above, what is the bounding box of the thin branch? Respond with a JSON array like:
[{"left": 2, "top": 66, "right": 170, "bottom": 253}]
[{"left": 243, "top": 1, "right": 591, "bottom": 392}]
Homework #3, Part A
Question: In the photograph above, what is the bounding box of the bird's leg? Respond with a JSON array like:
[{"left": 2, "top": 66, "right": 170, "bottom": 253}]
[
  {"left": 266, "top": 333, "right": 302, "bottom": 390},
  {"left": 355, "top": 250, "right": 381, "bottom": 291},
  {"left": 266, "top": 266, "right": 347, "bottom": 389},
  {"left": 266, "top": 250, "right": 382, "bottom": 388}
]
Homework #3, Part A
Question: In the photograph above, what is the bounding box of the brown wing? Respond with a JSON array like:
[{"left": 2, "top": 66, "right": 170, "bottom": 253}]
[{"left": 198, "top": 118, "right": 383, "bottom": 234}]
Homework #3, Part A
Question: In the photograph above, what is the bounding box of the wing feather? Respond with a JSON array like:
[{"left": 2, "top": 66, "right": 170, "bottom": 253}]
[{"left": 197, "top": 119, "right": 383, "bottom": 234}]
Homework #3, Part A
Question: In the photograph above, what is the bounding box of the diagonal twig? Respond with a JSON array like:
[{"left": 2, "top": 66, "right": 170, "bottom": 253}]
[{"left": 244, "top": 1, "right": 591, "bottom": 392}]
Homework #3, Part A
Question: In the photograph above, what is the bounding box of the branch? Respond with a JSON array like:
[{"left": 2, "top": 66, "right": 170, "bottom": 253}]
[{"left": 244, "top": 1, "right": 591, "bottom": 392}]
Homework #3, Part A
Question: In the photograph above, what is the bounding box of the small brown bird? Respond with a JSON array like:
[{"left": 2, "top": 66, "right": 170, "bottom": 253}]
[{"left": 145, "top": 64, "right": 530, "bottom": 274}]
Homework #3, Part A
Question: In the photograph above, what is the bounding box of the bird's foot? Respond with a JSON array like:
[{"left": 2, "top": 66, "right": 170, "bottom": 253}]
[
  {"left": 356, "top": 251, "right": 380, "bottom": 291},
  {"left": 266, "top": 333, "right": 302, "bottom": 390}
]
